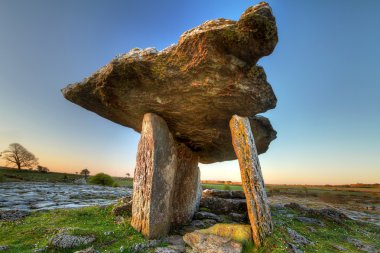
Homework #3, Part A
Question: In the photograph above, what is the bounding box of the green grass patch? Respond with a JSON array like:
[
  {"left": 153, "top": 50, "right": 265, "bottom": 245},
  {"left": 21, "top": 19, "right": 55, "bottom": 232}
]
[
  {"left": 202, "top": 183, "right": 243, "bottom": 191},
  {"left": 0, "top": 205, "right": 147, "bottom": 253}
]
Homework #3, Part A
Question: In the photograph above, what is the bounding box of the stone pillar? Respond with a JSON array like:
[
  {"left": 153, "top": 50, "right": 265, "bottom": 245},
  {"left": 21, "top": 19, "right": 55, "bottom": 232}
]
[
  {"left": 131, "top": 113, "right": 201, "bottom": 238},
  {"left": 229, "top": 115, "right": 272, "bottom": 246},
  {"left": 171, "top": 143, "right": 202, "bottom": 227}
]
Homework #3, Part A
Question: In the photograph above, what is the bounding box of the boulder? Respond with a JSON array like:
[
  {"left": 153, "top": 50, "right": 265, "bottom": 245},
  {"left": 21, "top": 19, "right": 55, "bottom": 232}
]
[
  {"left": 199, "top": 224, "right": 252, "bottom": 244},
  {"left": 194, "top": 211, "right": 222, "bottom": 222},
  {"left": 61, "top": 2, "right": 278, "bottom": 164},
  {"left": 49, "top": 232, "right": 95, "bottom": 249},
  {"left": 131, "top": 113, "right": 201, "bottom": 238},
  {"left": 230, "top": 115, "right": 272, "bottom": 246},
  {"left": 199, "top": 197, "right": 247, "bottom": 214},
  {"left": 183, "top": 231, "right": 242, "bottom": 253}
]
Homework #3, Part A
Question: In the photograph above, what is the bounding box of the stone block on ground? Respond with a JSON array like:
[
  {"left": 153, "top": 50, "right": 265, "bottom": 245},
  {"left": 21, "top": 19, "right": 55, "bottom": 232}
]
[
  {"left": 199, "top": 197, "right": 247, "bottom": 215},
  {"left": 183, "top": 231, "right": 242, "bottom": 253},
  {"left": 131, "top": 113, "right": 201, "bottom": 238}
]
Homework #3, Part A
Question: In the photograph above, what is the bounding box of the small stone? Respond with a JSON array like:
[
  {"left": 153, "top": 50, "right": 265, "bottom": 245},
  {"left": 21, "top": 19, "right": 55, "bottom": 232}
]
[
  {"left": 296, "top": 216, "right": 324, "bottom": 226},
  {"left": 49, "top": 232, "right": 95, "bottom": 249},
  {"left": 332, "top": 244, "right": 347, "bottom": 251},
  {"left": 287, "top": 228, "right": 314, "bottom": 246},
  {"left": 104, "top": 231, "right": 114, "bottom": 236},
  {"left": 346, "top": 237, "right": 377, "bottom": 253},
  {"left": 229, "top": 212, "right": 248, "bottom": 223},
  {"left": 155, "top": 247, "right": 179, "bottom": 253},
  {"left": 193, "top": 211, "right": 222, "bottom": 222},
  {"left": 120, "top": 245, "right": 125, "bottom": 252},
  {"left": 288, "top": 243, "right": 303, "bottom": 253},
  {"left": 0, "top": 210, "right": 30, "bottom": 221},
  {"left": 199, "top": 197, "right": 247, "bottom": 215},
  {"left": 0, "top": 246, "right": 9, "bottom": 251},
  {"left": 74, "top": 247, "right": 100, "bottom": 253}
]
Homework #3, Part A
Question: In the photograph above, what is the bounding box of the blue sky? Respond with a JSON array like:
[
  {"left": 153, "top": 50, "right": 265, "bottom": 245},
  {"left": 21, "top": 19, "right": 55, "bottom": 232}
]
[{"left": 0, "top": 0, "right": 379, "bottom": 184}]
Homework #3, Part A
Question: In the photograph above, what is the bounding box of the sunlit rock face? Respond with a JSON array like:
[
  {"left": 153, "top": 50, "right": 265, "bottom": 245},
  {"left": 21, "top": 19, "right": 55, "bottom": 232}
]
[{"left": 62, "top": 2, "right": 278, "bottom": 163}]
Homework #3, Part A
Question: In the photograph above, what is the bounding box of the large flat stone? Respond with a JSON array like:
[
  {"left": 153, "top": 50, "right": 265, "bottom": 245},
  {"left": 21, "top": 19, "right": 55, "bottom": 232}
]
[{"left": 61, "top": 2, "right": 278, "bottom": 164}]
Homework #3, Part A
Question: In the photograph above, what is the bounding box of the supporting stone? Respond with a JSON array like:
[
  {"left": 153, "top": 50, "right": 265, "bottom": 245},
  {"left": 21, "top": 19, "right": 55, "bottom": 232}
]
[
  {"left": 131, "top": 113, "right": 201, "bottom": 239},
  {"left": 171, "top": 143, "right": 202, "bottom": 227},
  {"left": 131, "top": 113, "right": 177, "bottom": 238},
  {"left": 229, "top": 115, "right": 272, "bottom": 246}
]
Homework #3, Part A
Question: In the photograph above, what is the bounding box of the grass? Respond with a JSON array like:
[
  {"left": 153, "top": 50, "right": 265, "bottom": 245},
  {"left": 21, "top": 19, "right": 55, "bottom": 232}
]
[
  {"left": 0, "top": 204, "right": 378, "bottom": 253},
  {"left": 244, "top": 206, "right": 380, "bottom": 253},
  {"left": 0, "top": 167, "right": 82, "bottom": 183},
  {"left": 0, "top": 205, "right": 147, "bottom": 253},
  {"left": 202, "top": 183, "right": 243, "bottom": 191}
]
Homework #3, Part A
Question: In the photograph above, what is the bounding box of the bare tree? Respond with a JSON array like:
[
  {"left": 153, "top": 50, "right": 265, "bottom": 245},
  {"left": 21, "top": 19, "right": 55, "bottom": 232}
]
[
  {"left": 1, "top": 143, "right": 38, "bottom": 170},
  {"left": 80, "top": 168, "right": 90, "bottom": 179}
]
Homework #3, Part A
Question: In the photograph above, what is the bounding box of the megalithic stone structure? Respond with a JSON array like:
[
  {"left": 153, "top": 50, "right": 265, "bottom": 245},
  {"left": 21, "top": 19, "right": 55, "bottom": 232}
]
[
  {"left": 229, "top": 115, "right": 272, "bottom": 246},
  {"left": 61, "top": 1, "right": 278, "bottom": 241},
  {"left": 131, "top": 113, "right": 201, "bottom": 238}
]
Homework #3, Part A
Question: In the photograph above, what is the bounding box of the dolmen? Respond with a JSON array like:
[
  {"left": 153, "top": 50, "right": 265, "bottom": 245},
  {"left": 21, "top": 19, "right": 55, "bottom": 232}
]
[{"left": 62, "top": 1, "right": 278, "bottom": 246}]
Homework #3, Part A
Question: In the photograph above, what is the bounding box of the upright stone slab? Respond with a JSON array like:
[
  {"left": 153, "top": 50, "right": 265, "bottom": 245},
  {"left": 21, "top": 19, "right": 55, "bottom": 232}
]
[
  {"left": 131, "top": 113, "right": 201, "bottom": 238},
  {"left": 229, "top": 115, "right": 272, "bottom": 246},
  {"left": 171, "top": 143, "right": 202, "bottom": 227},
  {"left": 131, "top": 113, "right": 177, "bottom": 238}
]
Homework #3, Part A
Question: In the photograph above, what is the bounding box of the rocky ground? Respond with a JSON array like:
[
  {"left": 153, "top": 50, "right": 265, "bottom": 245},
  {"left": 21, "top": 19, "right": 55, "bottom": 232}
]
[
  {"left": 0, "top": 182, "right": 130, "bottom": 212},
  {"left": 0, "top": 185, "right": 379, "bottom": 252}
]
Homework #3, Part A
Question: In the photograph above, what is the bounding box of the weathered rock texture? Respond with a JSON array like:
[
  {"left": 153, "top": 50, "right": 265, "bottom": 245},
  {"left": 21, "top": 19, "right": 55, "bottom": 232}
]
[
  {"left": 131, "top": 113, "right": 201, "bottom": 238},
  {"left": 131, "top": 113, "right": 177, "bottom": 238},
  {"left": 171, "top": 143, "right": 202, "bottom": 227},
  {"left": 230, "top": 115, "right": 272, "bottom": 246},
  {"left": 61, "top": 2, "right": 278, "bottom": 164}
]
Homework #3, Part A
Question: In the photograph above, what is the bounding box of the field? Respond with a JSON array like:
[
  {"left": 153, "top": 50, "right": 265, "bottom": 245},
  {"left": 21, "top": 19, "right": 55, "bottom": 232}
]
[{"left": 0, "top": 167, "right": 133, "bottom": 187}]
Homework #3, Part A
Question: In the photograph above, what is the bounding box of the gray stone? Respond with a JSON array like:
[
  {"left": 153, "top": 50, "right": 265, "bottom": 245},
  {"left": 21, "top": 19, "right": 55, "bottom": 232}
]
[
  {"left": 193, "top": 211, "right": 222, "bottom": 222},
  {"left": 229, "top": 212, "right": 248, "bottom": 223},
  {"left": 202, "top": 189, "right": 245, "bottom": 199},
  {"left": 332, "top": 244, "right": 347, "bottom": 251},
  {"left": 346, "top": 237, "right": 377, "bottom": 253},
  {"left": 49, "top": 232, "right": 95, "bottom": 249},
  {"left": 296, "top": 216, "right": 324, "bottom": 226},
  {"left": 199, "top": 197, "right": 247, "bottom": 214},
  {"left": 0, "top": 210, "right": 30, "bottom": 221},
  {"left": 288, "top": 243, "right": 303, "bottom": 253},
  {"left": 0, "top": 246, "right": 9, "bottom": 251},
  {"left": 287, "top": 228, "right": 314, "bottom": 246},
  {"left": 74, "top": 247, "right": 100, "bottom": 253},
  {"left": 155, "top": 247, "right": 180, "bottom": 253}
]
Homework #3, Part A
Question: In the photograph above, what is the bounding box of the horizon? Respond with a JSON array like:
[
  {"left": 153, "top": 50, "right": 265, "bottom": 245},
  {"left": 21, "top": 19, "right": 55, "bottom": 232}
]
[{"left": 1, "top": 0, "right": 380, "bottom": 185}]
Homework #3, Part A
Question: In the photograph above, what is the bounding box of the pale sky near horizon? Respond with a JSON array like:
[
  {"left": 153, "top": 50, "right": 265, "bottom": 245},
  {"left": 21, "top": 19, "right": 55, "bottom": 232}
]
[{"left": 1, "top": 0, "right": 379, "bottom": 184}]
